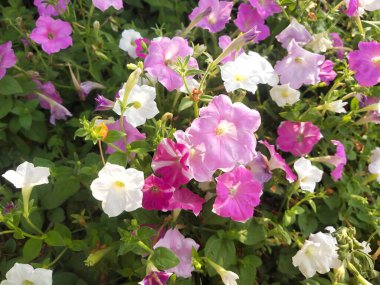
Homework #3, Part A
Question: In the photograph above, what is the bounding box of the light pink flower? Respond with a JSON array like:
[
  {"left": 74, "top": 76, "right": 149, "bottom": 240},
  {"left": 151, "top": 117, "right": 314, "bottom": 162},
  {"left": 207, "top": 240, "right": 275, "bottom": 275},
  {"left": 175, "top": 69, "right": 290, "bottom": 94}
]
[
  {"left": 154, "top": 229, "right": 200, "bottom": 278},
  {"left": 234, "top": 3, "right": 270, "bottom": 43},
  {"left": 329, "top": 33, "right": 344, "bottom": 59},
  {"left": 218, "top": 35, "right": 244, "bottom": 64},
  {"left": 276, "top": 18, "right": 313, "bottom": 49},
  {"left": 188, "top": 0, "right": 233, "bottom": 33},
  {"left": 151, "top": 138, "right": 192, "bottom": 188},
  {"left": 260, "top": 140, "right": 297, "bottom": 182},
  {"left": 0, "top": 41, "right": 17, "bottom": 80},
  {"left": 105, "top": 118, "right": 145, "bottom": 154},
  {"left": 166, "top": 188, "right": 205, "bottom": 216},
  {"left": 213, "top": 165, "right": 262, "bottom": 222},
  {"left": 188, "top": 95, "right": 261, "bottom": 172},
  {"left": 274, "top": 39, "right": 325, "bottom": 89},
  {"left": 95, "top": 95, "right": 115, "bottom": 111},
  {"left": 318, "top": 60, "right": 337, "bottom": 85},
  {"left": 92, "top": 0, "right": 123, "bottom": 11},
  {"left": 79, "top": 81, "right": 105, "bottom": 100},
  {"left": 142, "top": 175, "right": 175, "bottom": 211},
  {"left": 144, "top": 37, "right": 198, "bottom": 91},
  {"left": 246, "top": 152, "right": 272, "bottom": 184},
  {"left": 248, "top": 0, "right": 281, "bottom": 19},
  {"left": 29, "top": 16, "right": 72, "bottom": 55},
  {"left": 276, "top": 121, "right": 322, "bottom": 156},
  {"left": 34, "top": 0, "right": 69, "bottom": 16}
]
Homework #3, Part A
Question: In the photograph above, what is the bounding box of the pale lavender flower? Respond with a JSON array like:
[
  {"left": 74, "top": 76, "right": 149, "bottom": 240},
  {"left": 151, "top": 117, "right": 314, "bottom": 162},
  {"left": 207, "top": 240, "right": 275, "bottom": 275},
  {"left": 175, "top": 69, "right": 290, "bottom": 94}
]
[{"left": 276, "top": 18, "right": 313, "bottom": 49}]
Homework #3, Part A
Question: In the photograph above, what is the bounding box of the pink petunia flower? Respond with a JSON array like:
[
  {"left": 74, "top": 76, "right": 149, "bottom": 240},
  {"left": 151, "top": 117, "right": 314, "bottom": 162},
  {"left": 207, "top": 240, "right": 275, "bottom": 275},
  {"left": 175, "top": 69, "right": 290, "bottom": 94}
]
[
  {"left": 234, "top": 3, "right": 270, "bottom": 43},
  {"left": 144, "top": 37, "right": 198, "bottom": 91},
  {"left": 139, "top": 271, "right": 172, "bottom": 285},
  {"left": 0, "top": 41, "right": 17, "bottom": 80},
  {"left": 347, "top": 41, "right": 380, "bottom": 87},
  {"left": 276, "top": 18, "right": 313, "bottom": 49},
  {"left": 329, "top": 33, "right": 344, "bottom": 59},
  {"left": 218, "top": 35, "right": 244, "bottom": 64},
  {"left": 166, "top": 188, "right": 205, "bottom": 216},
  {"left": 95, "top": 95, "right": 115, "bottom": 111},
  {"left": 260, "top": 140, "right": 297, "bottom": 182},
  {"left": 105, "top": 118, "right": 145, "bottom": 154},
  {"left": 213, "top": 165, "right": 262, "bottom": 222},
  {"left": 276, "top": 121, "right": 322, "bottom": 156},
  {"left": 248, "top": 0, "right": 281, "bottom": 19},
  {"left": 142, "top": 175, "right": 175, "bottom": 211},
  {"left": 188, "top": 95, "right": 261, "bottom": 173},
  {"left": 151, "top": 138, "right": 192, "bottom": 188},
  {"left": 29, "top": 16, "right": 73, "bottom": 55},
  {"left": 318, "top": 60, "right": 337, "bottom": 85},
  {"left": 188, "top": 0, "right": 233, "bottom": 33},
  {"left": 34, "top": 0, "right": 69, "bottom": 16},
  {"left": 153, "top": 229, "right": 200, "bottom": 278},
  {"left": 135, "top": 38, "right": 150, "bottom": 59},
  {"left": 92, "top": 0, "right": 123, "bottom": 11},
  {"left": 345, "top": 0, "right": 359, "bottom": 16},
  {"left": 79, "top": 81, "right": 105, "bottom": 100},
  {"left": 274, "top": 39, "right": 325, "bottom": 89}
]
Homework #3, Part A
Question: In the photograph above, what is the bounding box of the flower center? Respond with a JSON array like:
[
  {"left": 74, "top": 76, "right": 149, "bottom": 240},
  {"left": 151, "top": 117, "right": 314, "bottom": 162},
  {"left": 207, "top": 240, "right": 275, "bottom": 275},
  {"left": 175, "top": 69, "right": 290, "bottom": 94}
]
[
  {"left": 151, "top": 186, "right": 159, "bottom": 193},
  {"left": 234, "top": 74, "right": 246, "bottom": 82},
  {"left": 215, "top": 120, "right": 237, "bottom": 136},
  {"left": 133, "top": 101, "right": 142, "bottom": 109},
  {"left": 130, "top": 40, "right": 136, "bottom": 46},
  {"left": 113, "top": 181, "right": 125, "bottom": 190},
  {"left": 372, "top": 56, "right": 380, "bottom": 64},
  {"left": 294, "top": 57, "right": 303, "bottom": 63},
  {"left": 297, "top": 134, "right": 304, "bottom": 143},
  {"left": 281, "top": 91, "right": 290, "bottom": 98},
  {"left": 229, "top": 187, "right": 237, "bottom": 196},
  {"left": 47, "top": 32, "right": 55, "bottom": 40},
  {"left": 208, "top": 14, "right": 216, "bottom": 24},
  {"left": 22, "top": 281, "right": 34, "bottom": 285}
]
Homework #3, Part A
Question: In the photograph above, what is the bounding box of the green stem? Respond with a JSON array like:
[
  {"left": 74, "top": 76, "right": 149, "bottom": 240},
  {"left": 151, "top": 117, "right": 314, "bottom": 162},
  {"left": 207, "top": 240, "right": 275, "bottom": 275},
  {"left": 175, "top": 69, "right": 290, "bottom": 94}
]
[
  {"left": 48, "top": 248, "right": 68, "bottom": 267},
  {"left": 24, "top": 216, "right": 44, "bottom": 235}
]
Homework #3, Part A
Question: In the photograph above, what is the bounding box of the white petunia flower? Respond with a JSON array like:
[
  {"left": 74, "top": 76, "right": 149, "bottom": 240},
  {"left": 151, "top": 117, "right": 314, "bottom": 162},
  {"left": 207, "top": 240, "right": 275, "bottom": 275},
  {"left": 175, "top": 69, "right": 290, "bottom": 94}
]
[
  {"left": 119, "top": 29, "right": 142, "bottom": 59},
  {"left": 368, "top": 147, "right": 380, "bottom": 182},
  {"left": 113, "top": 84, "right": 159, "bottom": 127},
  {"left": 294, "top": 157, "right": 323, "bottom": 192},
  {"left": 219, "top": 269, "right": 239, "bottom": 285},
  {"left": 292, "top": 230, "right": 341, "bottom": 278},
  {"left": 90, "top": 163, "right": 144, "bottom": 217},
  {"left": 0, "top": 263, "right": 52, "bottom": 285},
  {"left": 308, "top": 33, "right": 333, "bottom": 53},
  {"left": 220, "top": 51, "right": 278, "bottom": 94},
  {"left": 324, "top": 100, "right": 348, "bottom": 113},
  {"left": 269, "top": 84, "right": 300, "bottom": 107}
]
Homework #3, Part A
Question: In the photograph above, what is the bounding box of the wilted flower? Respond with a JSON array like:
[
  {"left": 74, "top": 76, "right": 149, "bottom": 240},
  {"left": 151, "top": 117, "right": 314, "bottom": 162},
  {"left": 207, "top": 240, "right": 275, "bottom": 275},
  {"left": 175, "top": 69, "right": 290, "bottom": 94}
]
[
  {"left": 318, "top": 60, "right": 337, "bottom": 85},
  {"left": 0, "top": 41, "right": 17, "bottom": 80},
  {"left": 119, "top": 29, "right": 142, "bottom": 59},
  {"left": 92, "top": 0, "right": 123, "bottom": 11},
  {"left": 79, "top": 81, "right": 105, "bottom": 100},
  {"left": 139, "top": 271, "right": 172, "bottom": 285},
  {"left": 294, "top": 157, "right": 323, "bottom": 192},
  {"left": 245, "top": 153, "right": 272, "bottom": 184},
  {"left": 135, "top": 38, "right": 150, "bottom": 59},
  {"left": 29, "top": 16, "right": 73, "bottom": 54},
  {"left": 33, "top": 0, "right": 69, "bottom": 16},
  {"left": 0, "top": 263, "right": 52, "bottom": 285},
  {"left": 276, "top": 18, "right": 313, "bottom": 49},
  {"left": 368, "top": 147, "right": 380, "bottom": 183},
  {"left": 329, "top": 32, "right": 344, "bottom": 59},
  {"left": 166, "top": 188, "right": 205, "bottom": 216},
  {"left": 307, "top": 33, "right": 333, "bottom": 53},
  {"left": 95, "top": 95, "right": 115, "bottom": 111},
  {"left": 248, "top": 0, "right": 281, "bottom": 19},
  {"left": 322, "top": 100, "right": 348, "bottom": 113},
  {"left": 218, "top": 35, "right": 243, "bottom": 64},
  {"left": 90, "top": 163, "right": 144, "bottom": 217},
  {"left": 269, "top": 84, "right": 300, "bottom": 107}
]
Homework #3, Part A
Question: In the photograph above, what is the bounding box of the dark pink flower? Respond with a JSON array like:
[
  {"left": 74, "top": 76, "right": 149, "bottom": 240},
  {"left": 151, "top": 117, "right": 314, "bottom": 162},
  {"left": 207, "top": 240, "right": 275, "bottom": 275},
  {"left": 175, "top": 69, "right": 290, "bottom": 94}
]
[
  {"left": 105, "top": 118, "right": 145, "bottom": 154},
  {"left": 135, "top": 38, "right": 149, "bottom": 59},
  {"left": 276, "top": 121, "right": 322, "bottom": 156},
  {"left": 234, "top": 3, "right": 270, "bottom": 43},
  {"left": 189, "top": 0, "right": 233, "bottom": 33},
  {"left": 144, "top": 37, "right": 198, "bottom": 91},
  {"left": 142, "top": 175, "right": 175, "bottom": 211},
  {"left": 347, "top": 41, "right": 380, "bottom": 87},
  {"left": 151, "top": 138, "right": 192, "bottom": 188},
  {"left": 218, "top": 35, "right": 244, "bottom": 64},
  {"left": 0, "top": 41, "right": 17, "bottom": 80},
  {"left": 329, "top": 33, "right": 344, "bottom": 59},
  {"left": 248, "top": 0, "right": 281, "bottom": 19},
  {"left": 318, "top": 60, "right": 337, "bottom": 85},
  {"left": 34, "top": 0, "right": 69, "bottom": 16},
  {"left": 345, "top": 0, "right": 359, "bottom": 16},
  {"left": 213, "top": 166, "right": 262, "bottom": 222},
  {"left": 166, "top": 188, "right": 205, "bottom": 216},
  {"left": 29, "top": 16, "right": 73, "bottom": 55},
  {"left": 95, "top": 95, "right": 115, "bottom": 111},
  {"left": 92, "top": 0, "right": 123, "bottom": 11},
  {"left": 139, "top": 271, "right": 172, "bottom": 285}
]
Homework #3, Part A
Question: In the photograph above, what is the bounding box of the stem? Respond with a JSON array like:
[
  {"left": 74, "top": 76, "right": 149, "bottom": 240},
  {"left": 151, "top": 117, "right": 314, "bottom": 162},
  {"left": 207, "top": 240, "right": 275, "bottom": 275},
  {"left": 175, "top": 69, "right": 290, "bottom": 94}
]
[
  {"left": 48, "top": 248, "right": 68, "bottom": 267},
  {"left": 24, "top": 216, "right": 44, "bottom": 235},
  {"left": 137, "top": 241, "right": 154, "bottom": 254},
  {"left": 347, "top": 262, "right": 372, "bottom": 285},
  {"left": 22, "top": 187, "right": 32, "bottom": 218},
  {"left": 98, "top": 140, "right": 106, "bottom": 165},
  {"left": 107, "top": 143, "right": 125, "bottom": 153}
]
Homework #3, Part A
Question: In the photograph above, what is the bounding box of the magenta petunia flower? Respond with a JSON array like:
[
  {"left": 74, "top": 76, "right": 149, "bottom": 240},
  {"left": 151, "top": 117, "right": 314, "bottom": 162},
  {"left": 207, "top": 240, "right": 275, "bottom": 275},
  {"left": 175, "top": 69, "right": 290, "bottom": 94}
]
[
  {"left": 29, "top": 16, "right": 73, "bottom": 55},
  {"left": 218, "top": 35, "right": 244, "bottom": 64},
  {"left": 329, "top": 33, "right": 344, "bottom": 59},
  {"left": 139, "top": 271, "right": 172, "bottom": 285},
  {"left": 188, "top": 95, "right": 261, "bottom": 173},
  {"left": 151, "top": 138, "right": 192, "bottom": 188},
  {"left": 34, "top": 0, "right": 69, "bottom": 16},
  {"left": 248, "top": 0, "right": 281, "bottom": 19},
  {"left": 213, "top": 166, "right": 262, "bottom": 222},
  {"left": 92, "top": 0, "right": 123, "bottom": 11},
  {"left": 234, "top": 3, "right": 270, "bottom": 43},
  {"left": 0, "top": 41, "right": 17, "bottom": 80},
  {"left": 95, "top": 95, "right": 115, "bottom": 111},
  {"left": 276, "top": 121, "right": 322, "bottom": 156},
  {"left": 319, "top": 60, "right": 337, "bottom": 85},
  {"left": 142, "top": 175, "right": 175, "bottom": 211},
  {"left": 153, "top": 229, "right": 200, "bottom": 278},
  {"left": 105, "top": 118, "right": 145, "bottom": 154},
  {"left": 276, "top": 18, "right": 313, "bottom": 49},
  {"left": 347, "top": 41, "right": 380, "bottom": 87},
  {"left": 246, "top": 153, "right": 272, "bottom": 184},
  {"left": 144, "top": 37, "right": 198, "bottom": 91},
  {"left": 188, "top": 0, "right": 233, "bottom": 33},
  {"left": 166, "top": 188, "right": 205, "bottom": 216},
  {"left": 274, "top": 39, "right": 325, "bottom": 89},
  {"left": 135, "top": 38, "right": 150, "bottom": 59},
  {"left": 345, "top": 0, "right": 359, "bottom": 16},
  {"left": 260, "top": 140, "right": 297, "bottom": 182}
]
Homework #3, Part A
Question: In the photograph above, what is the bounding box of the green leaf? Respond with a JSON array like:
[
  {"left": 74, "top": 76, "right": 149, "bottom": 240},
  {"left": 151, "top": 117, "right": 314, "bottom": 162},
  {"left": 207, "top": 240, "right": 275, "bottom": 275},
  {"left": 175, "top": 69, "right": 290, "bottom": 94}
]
[
  {"left": 150, "top": 247, "right": 180, "bottom": 270},
  {"left": 45, "top": 230, "right": 66, "bottom": 247},
  {"left": 204, "top": 235, "right": 236, "bottom": 275},
  {"left": 178, "top": 97, "right": 194, "bottom": 111},
  {"left": 19, "top": 114, "right": 32, "bottom": 130},
  {"left": 107, "top": 151, "right": 128, "bottom": 166},
  {"left": 238, "top": 255, "right": 262, "bottom": 285},
  {"left": 128, "top": 140, "right": 152, "bottom": 154},
  {"left": 0, "top": 76, "right": 23, "bottom": 95},
  {"left": 103, "top": 130, "right": 126, "bottom": 143},
  {"left": 0, "top": 95, "right": 13, "bottom": 119},
  {"left": 22, "top": 238, "right": 42, "bottom": 262}
]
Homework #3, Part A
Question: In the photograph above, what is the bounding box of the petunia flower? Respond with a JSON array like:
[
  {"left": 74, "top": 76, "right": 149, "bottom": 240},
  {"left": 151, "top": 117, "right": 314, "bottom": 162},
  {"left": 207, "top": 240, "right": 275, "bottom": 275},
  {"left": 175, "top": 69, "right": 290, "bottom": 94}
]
[
  {"left": 95, "top": 95, "right": 115, "bottom": 111},
  {"left": 29, "top": 16, "right": 73, "bottom": 55},
  {"left": 153, "top": 229, "right": 200, "bottom": 278},
  {"left": 274, "top": 40, "right": 325, "bottom": 89},
  {"left": 90, "top": 163, "right": 144, "bottom": 217},
  {"left": 276, "top": 121, "right": 322, "bottom": 156},
  {"left": 318, "top": 60, "right": 337, "bottom": 85},
  {"left": 113, "top": 84, "right": 159, "bottom": 127},
  {"left": 207, "top": 258, "right": 239, "bottom": 285},
  {"left": 166, "top": 188, "right": 205, "bottom": 216},
  {"left": 151, "top": 138, "right": 192, "bottom": 188},
  {"left": 245, "top": 153, "right": 272, "bottom": 184},
  {"left": 135, "top": 38, "right": 150, "bottom": 59},
  {"left": 368, "top": 147, "right": 380, "bottom": 183},
  {"left": 294, "top": 157, "right": 323, "bottom": 192},
  {"left": 0, "top": 263, "right": 52, "bottom": 285},
  {"left": 347, "top": 41, "right": 380, "bottom": 87},
  {"left": 142, "top": 175, "right": 175, "bottom": 211},
  {"left": 343, "top": 0, "right": 380, "bottom": 16},
  {"left": 218, "top": 35, "right": 244, "bottom": 64},
  {"left": 322, "top": 100, "right": 348, "bottom": 113},
  {"left": 307, "top": 33, "right": 333, "bottom": 53},
  {"left": 213, "top": 165, "right": 262, "bottom": 222},
  {"left": 92, "top": 0, "right": 123, "bottom": 11},
  {"left": 356, "top": 95, "right": 380, "bottom": 125},
  {"left": 119, "top": 29, "right": 142, "bottom": 59},
  {"left": 139, "top": 271, "right": 172, "bottom": 285},
  {"left": 248, "top": 0, "right": 281, "bottom": 19},
  {"left": 188, "top": 0, "right": 233, "bottom": 33},
  {"left": 144, "top": 37, "right": 198, "bottom": 91},
  {"left": 79, "top": 81, "right": 105, "bottom": 100},
  {"left": 329, "top": 32, "right": 344, "bottom": 59},
  {"left": 269, "top": 84, "right": 300, "bottom": 107},
  {"left": 0, "top": 41, "right": 17, "bottom": 80},
  {"left": 292, "top": 229, "right": 341, "bottom": 278},
  {"left": 276, "top": 18, "right": 313, "bottom": 49},
  {"left": 34, "top": 0, "right": 69, "bottom": 16}
]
